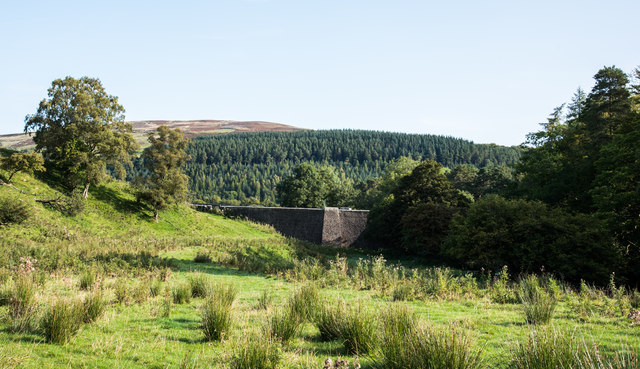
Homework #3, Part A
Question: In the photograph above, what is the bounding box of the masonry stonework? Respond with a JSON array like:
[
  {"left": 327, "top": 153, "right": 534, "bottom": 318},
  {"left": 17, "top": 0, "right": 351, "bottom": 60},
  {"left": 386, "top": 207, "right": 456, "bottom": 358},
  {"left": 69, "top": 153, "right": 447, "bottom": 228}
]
[{"left": 193, "top": 205, "right": 369, "bottom": 247}]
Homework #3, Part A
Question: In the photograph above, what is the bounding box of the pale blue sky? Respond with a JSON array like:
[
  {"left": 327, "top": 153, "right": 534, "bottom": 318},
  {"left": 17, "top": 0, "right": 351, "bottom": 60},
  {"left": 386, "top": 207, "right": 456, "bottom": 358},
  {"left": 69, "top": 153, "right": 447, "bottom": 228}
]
[{"left": 1, "top": 0, "right": 638, "bottom": 145}]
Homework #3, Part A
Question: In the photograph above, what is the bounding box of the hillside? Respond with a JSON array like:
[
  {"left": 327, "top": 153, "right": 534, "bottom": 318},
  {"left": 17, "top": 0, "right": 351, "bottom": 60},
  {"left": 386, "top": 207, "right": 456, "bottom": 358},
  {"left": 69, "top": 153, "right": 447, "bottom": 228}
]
[
  {"left": 180, "top": 130, "right": 521, "bottom": 205},
  {"left": 0, "top": 119, "right": 304, "bottom": 151},
  {"left": 0, "top": 169, "right": 637, "bottom": 368}
]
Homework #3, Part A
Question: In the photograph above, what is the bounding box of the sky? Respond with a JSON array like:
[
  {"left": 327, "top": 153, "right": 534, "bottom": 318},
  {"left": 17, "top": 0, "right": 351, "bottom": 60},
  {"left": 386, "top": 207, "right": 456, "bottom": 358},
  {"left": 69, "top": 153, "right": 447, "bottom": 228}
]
[{"left": 0, "top": 0, "right": 638, "bottom": 146}]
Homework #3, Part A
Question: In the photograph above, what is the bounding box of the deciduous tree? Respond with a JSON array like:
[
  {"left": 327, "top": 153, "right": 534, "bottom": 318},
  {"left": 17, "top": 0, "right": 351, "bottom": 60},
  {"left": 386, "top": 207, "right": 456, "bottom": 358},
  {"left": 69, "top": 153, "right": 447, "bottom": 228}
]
[{"left": 24, "top": 77, "right": 137, "bottom": 198}]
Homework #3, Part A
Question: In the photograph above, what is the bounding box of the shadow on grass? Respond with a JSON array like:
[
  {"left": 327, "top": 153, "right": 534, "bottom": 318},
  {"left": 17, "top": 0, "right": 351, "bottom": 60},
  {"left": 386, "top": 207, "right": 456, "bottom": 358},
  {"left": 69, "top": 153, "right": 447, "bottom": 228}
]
[{"left": 91, "top": 184, "right": 149, "bottom": 217}]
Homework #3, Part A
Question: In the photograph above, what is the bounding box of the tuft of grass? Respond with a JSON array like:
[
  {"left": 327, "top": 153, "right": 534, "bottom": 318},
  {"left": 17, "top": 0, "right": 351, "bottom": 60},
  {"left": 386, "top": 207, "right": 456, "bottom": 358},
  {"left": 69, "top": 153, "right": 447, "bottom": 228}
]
[
  {"left": 510, "top": 327, "right": 589, "bottom": 369},
  {"left": 113, "top": 279, "right": 130, "bottom": 305},
  {"left": 207, "top": 283, "right": 237, "bottom": 307},
  {"left": 149, "top": 279, "right": 162, "bottom": 298},
  {"left": 380, "top": 304, "right": 482, "bottom": 369},
  {"left": 81, "top": 289, "right": 105, "bottom": 323},
  {"left": 314, "top": 299, "right": 346, "bottom": 342},
  {"left": 0, "top": 194, "right": 32, "bottom": 225},
  {"left": 265, "top": 308, "right": 300, "bottom": 343},
  {"left": 188, "top": 273, "right": 210, "bottom": 298},
  {"left": 256, "top": 288, "right": 273, "bottom": 310},
  {"left": 519, "top": 275, "right": 557, "bottom": 325},
  {"left": 41, "top": 299, "right": 81, "bottom": 344},
  {"left": 133, "top": 280, "right": 150, "bottom": 304},
  {"left": 9, "top": 275, "right": 36, "bottom": 319},
  {"left": 288, "top": 283, "right": 319, "bottom": 322},
  {"left": 201, "top": 296, "right": 233, "bottom": 341},
  {"left": 172, "top": 283, "right": 192, "bottom": 304},
  {"left": 392, "top": 282, "right": 413, "bottom": 301},
  {"left": 78, "top": 269, "right": 96, "bottom": 291},
  {"left": 337, "top": 302, "right": 378, "bottom": 355},
  {"left": 159, "top": 290, "right": 172, "bottom": 318},
  {"left": 230, "top": 333, "right": 282, "bottom": 369}
]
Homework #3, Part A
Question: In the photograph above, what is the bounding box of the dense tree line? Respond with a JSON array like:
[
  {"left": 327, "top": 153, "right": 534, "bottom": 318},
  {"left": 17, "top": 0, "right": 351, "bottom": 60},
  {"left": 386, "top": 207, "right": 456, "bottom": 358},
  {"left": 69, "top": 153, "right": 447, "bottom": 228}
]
[
  {"left": 367, "top": 65, "right": 640, "bottom": 286},
  {"left": 180, "top": 130, "right": 520, "bottom": 205}
]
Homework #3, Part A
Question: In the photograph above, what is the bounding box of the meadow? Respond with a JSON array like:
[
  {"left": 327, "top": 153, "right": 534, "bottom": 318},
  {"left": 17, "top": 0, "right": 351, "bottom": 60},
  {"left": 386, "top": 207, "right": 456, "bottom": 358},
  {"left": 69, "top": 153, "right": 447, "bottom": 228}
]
[{"left": 1, "top": 171, "right": 639, "bottom": 369}]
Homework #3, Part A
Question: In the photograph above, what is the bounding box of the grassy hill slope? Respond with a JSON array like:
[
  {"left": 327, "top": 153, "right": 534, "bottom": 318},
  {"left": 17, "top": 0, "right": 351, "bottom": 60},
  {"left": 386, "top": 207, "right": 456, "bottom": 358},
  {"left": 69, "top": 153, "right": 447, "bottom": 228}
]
[{"left": 0, "top": 170, "right": 638, "bottom": 368}]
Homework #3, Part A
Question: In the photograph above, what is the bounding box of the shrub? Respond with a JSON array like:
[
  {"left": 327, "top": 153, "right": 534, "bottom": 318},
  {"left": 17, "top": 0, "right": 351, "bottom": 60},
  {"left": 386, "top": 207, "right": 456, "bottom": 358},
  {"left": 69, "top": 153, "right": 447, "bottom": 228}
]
[
  {"left": 631, "top": 289, "right": 640, "bottom": 309},
  {"left": 490, "top": 266, "right": 518, "bottom": 304},
  {"left": 380, "top": 304, "right": 482, "bottom": 369},
  {"left": 443, "top": 195, "right": 620, "bottom": 285},
  {"left": 265, "top": 308, "right": 300, "bottom": 343},
  {"left": 288, "top": 283, "right": 319, "bottom": 322},
  {"left": 172, "top": 283, "right": 192, "bottom": 304},
  {"left": 81, "top": 289, "right": 105, "bottom": 323},
  {"left": 41, "top": 299, "right": 81, "bottom": 344},
  {"left": 188, "top": 273, "right": 210, "bottom": 298},
  {"left": 194, "top": 250, "right": 212, "bottom": 263},
  {"left": 519, "top": 275, "right": 557, "bottom": 325},
  {"left": 201, "top": 296, "right": 233, "bottom": 341},
  {"left": 230, "top": 333, "right": 282, "bottom": 369},
  {"left": 0, "top": 194, "right": 31, "bottom": 225}
]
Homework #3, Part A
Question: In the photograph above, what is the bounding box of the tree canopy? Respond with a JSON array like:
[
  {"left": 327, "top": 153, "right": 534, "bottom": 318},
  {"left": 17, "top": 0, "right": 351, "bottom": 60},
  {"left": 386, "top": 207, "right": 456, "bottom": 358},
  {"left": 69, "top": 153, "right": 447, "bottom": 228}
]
[
  {"left": 276, "top": 163, "right": 354, "bottom": 208},
  {"left": 136, "top": 126, "right": 191, "bottom": 221},
  {"left": 24, "top": 77, "right": 137, "bottom": 198}
]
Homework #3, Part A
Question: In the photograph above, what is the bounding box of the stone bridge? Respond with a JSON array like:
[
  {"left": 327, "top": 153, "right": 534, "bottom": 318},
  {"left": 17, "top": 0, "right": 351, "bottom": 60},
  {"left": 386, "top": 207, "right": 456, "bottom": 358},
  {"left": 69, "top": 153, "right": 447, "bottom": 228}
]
[{"left": 193, "top": 204, "right": 369, "bottom": 247}]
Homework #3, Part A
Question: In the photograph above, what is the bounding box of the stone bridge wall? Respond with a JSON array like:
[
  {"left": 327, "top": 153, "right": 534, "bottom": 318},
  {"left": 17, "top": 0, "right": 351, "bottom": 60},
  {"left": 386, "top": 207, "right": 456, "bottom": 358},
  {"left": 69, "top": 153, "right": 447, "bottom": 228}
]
[{"left": 193, "top": 204, "right": 369, "bottom": 247}]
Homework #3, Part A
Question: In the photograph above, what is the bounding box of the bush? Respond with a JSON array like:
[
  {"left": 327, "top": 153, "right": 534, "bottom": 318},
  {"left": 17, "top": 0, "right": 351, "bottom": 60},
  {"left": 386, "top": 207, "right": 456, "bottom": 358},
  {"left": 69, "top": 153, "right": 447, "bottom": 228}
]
[
  {"left": 443, "top": 195, "right": 620, "bottom": 285},
  {"left": 41, "top": 299, "right": 81, "bottom": 344},
  {"left": 518, "top": 275, "right": 557, "bottom": 325},
  {"left": 201, "top": 296, "right": 233, "bottom": 341},
  {"left": 194, "top": 250, "right": 212, "bottom": 263},
  {"left": 81, "top": 289, "right": 105, "bottom": 323},
  {"left": 0, "top": 194, "right": 31, "bottom": 225},
  {"left": 230, "top": 333, "right": 282, "bottom": 369},
  {"left": 172, "top": 283, "right": 192, "bottom": 304}
]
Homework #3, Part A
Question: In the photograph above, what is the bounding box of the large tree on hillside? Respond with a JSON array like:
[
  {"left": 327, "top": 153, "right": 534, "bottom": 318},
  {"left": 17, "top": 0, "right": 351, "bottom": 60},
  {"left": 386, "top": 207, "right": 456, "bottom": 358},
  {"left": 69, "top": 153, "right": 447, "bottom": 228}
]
[
  {"left": 136, "top": 126, "right": 191, "bottom": 222},
  {"left": 24, "top": 77, "right": 137, "bottom": 198}
]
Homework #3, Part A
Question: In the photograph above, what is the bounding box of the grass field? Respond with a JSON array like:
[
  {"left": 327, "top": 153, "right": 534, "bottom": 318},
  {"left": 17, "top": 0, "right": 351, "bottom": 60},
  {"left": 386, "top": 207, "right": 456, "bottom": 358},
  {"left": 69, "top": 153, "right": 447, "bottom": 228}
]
[{"left": 1, "top": 171, "right": 639, "bottom": 368}]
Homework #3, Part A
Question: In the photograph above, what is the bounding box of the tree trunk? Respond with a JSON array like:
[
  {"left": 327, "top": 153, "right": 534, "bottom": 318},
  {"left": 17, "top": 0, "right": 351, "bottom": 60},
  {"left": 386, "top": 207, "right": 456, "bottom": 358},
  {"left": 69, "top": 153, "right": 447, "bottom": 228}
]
[
  {"left": 82, "top": 183, "right": 90, "bottom": 199},
  {"left": 154, "top": 210, "right": 159, "bottom": 223}
]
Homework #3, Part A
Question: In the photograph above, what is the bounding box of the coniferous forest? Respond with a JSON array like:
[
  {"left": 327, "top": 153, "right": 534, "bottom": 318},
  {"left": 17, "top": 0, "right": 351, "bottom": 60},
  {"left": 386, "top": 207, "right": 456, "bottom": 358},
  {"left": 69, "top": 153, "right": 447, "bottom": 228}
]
[{"left": 178, "top": 130, "right": 521, "bottom": 205}]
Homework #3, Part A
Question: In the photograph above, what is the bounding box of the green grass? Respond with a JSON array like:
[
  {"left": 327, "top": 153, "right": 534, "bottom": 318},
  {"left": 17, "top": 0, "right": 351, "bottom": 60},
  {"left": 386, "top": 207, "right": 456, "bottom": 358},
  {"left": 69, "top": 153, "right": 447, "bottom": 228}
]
[{"left": 1, "top": 169, "right": 639, "bottom": 368}]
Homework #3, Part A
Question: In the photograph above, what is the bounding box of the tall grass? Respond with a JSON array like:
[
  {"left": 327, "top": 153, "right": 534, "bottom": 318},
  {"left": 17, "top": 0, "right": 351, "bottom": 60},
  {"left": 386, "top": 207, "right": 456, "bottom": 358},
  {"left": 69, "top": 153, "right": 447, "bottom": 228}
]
[
  {"left": 256, "top": 288, "right": 273, "bottom": 310},
  {"left": 337, "top": 302, "right": 378, "bottom": 355},
  {"left": 230, "top": 333, "right": 282, "bottom": 369},
  {"left": 9, "top": 274, "right": 36, "bottom": 319},
  {"left": 78, "top": 269, "right": 96, "bottom": 290},
  {"left": 288, "top": 283, "right": 319, "bottom": 322},
  {"left": 314, "top": 299, "right": 346, "bottom": 342},
  {"left": 41, "top": 299, "right": 81, "bottom": 344},
  {"left": 379, "top": 304, "right": 483, "bottom": 369},
  {"left": 518, "top": 275, "right": 557, "bottom": 325},
  {"left": 81, "top": 289, "right": 105, "bottom": 323},
  {"left": 207, "top": 283, "right": 238, "bottom": 308},
  {"left": 172, "top": 283, "right": 192, "bottom": 304},
  {"left": 188, "top": 273, "right": 210, "bottom": 298},
  {"left": 201, "top": 296, "right": 233, "bottom": 341},
  {"left": 265, "top": 308, "right": 300, "bottom": 343}
]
